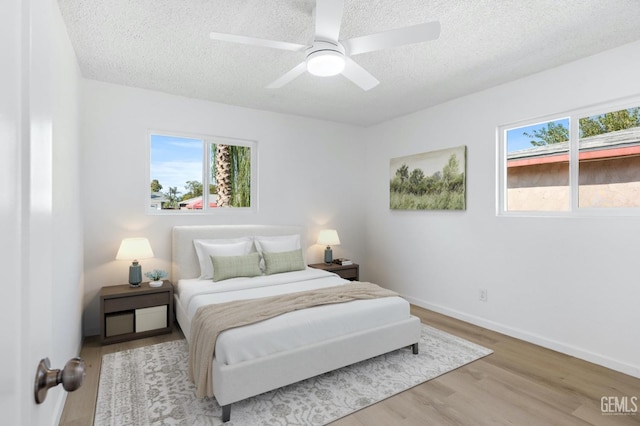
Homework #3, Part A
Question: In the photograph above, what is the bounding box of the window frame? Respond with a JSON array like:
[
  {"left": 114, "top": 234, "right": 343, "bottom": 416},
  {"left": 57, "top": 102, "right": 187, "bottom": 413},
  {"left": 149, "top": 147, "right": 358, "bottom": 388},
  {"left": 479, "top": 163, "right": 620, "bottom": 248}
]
[
  {"left": 497, "top": 96, "right": 640, "bottom": 217},
  {"left": 146, "top": 130, "right": 258, "bottom": 215}
]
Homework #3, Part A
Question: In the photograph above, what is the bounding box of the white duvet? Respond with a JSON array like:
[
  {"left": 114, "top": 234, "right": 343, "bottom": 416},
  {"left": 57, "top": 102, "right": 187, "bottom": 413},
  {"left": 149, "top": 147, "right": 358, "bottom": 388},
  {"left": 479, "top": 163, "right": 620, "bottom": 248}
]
[{"left": 176, "top": 268, "right": 411, "bottom": 365}]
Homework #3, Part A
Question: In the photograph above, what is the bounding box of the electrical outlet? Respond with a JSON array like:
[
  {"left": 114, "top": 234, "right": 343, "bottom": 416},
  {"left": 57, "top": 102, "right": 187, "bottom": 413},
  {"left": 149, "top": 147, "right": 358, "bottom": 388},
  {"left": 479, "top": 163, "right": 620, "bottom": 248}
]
[{"left": 479, "top": 288, "right": 488, "bottom": 302}]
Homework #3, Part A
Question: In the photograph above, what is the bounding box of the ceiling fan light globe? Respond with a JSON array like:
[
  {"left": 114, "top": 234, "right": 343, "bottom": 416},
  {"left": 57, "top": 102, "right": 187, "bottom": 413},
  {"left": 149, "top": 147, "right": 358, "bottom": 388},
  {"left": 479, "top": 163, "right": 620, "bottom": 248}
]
[{"left": 306, "top": 50, "right": 345, "bottom": 77}]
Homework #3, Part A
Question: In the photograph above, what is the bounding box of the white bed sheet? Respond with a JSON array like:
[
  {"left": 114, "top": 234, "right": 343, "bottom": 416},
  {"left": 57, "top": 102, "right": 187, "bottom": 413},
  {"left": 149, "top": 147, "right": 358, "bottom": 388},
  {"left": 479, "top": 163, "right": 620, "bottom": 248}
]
[{"left": 177, "top": 268, "right": 412, "bottom": 365}]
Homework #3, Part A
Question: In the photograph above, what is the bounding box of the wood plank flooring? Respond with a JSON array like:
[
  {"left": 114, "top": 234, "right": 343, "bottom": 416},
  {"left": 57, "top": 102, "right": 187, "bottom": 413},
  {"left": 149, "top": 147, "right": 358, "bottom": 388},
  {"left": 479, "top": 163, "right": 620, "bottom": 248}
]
[{"left": 59, "top": 306, "right": 640, "bottom": 425}]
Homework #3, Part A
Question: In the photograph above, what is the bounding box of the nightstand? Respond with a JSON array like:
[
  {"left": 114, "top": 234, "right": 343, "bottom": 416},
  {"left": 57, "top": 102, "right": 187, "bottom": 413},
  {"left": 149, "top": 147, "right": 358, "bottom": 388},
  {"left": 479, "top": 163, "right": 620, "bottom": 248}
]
[
  {"left": 308, "top": 263, "right": 359, "bottom": 281},
  {"left": 99, "top": 281, "right": 174, "bottom": 344}
]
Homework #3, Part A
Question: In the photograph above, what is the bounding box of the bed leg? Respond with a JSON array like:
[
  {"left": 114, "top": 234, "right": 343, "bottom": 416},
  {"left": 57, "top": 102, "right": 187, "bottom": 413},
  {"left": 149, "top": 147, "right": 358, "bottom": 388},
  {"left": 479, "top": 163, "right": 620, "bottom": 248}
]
[
  {"left": 222, "top": 404, "right": 231, "bottom": 422},
  {"left": 412, "top": 342, "right": 419, "bottom": 354}
]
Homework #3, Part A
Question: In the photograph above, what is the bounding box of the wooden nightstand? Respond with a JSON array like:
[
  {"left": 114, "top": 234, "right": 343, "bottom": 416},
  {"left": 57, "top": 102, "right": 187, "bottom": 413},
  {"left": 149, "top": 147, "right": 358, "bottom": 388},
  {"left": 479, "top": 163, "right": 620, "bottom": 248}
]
[
  {"left": 99, "top": 281, "right": 174, "bottom": 344},
  {"left": 308, "top": 263, "right": 359, "bottom": 281}
]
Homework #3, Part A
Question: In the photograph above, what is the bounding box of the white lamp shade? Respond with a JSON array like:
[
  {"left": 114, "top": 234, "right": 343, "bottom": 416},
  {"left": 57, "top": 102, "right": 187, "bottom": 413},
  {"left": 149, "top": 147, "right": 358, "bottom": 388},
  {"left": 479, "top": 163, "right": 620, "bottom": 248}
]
[
  {"left": 317, "top": 229, "right": 340, "bottom": 246},
  {"left": 116, "top": 238, "right": 154, "bottom": 260}
]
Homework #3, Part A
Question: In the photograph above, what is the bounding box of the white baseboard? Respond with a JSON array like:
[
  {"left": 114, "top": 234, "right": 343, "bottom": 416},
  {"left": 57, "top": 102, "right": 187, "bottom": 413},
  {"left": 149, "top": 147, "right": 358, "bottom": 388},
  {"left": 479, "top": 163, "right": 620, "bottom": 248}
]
[{"left": 405, "top": 295, "right": 640, "bottom": 379}]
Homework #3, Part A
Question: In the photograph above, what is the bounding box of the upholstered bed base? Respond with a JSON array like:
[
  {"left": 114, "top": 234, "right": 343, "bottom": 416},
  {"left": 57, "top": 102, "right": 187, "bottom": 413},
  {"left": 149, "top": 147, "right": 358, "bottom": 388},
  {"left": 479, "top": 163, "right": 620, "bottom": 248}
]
[
  {"left": 172, "top": 225, "right": 421, "bottom": 422},
  {"left": 214, "top": 317, "right": 420, "bottom": 417},
  {"left": 175, "top": 296, "right": 420, "bottom": 420}
]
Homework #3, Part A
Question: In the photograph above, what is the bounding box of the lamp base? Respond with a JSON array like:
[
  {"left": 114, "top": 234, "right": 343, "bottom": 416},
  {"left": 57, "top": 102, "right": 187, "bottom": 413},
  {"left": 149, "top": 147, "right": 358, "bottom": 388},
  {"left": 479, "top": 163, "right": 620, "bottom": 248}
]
[
  {"left": 129, "top": 261, "right": 142, "bottom": 287},
  {"left": 324, "top": 246, "right": 333, "bottom": 264}
]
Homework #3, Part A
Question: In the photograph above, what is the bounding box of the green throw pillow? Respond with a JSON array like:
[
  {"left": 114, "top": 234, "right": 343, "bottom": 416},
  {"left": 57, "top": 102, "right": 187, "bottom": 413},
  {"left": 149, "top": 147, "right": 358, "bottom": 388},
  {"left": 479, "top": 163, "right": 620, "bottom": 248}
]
[
  {"left": 211, "top": 252, "right": 262, "bottom": 282},
  {"left": 262, "top": 249, "right": 305, "bottom": 275}
]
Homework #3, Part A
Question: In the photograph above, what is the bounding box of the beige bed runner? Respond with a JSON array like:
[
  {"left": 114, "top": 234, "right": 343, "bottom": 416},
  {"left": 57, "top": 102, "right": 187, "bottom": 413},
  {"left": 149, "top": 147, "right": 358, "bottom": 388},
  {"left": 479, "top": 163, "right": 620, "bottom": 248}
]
[{"left": 188, "top": 281, "right": 398, "bottom": 398}]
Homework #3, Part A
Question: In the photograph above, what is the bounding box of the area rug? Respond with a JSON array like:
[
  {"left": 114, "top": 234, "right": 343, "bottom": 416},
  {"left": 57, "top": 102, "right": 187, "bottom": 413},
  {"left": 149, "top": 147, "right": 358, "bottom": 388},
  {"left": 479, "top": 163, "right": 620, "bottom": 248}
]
[{"left": 94, "top": 325, "right": 492, "bottom": 425}]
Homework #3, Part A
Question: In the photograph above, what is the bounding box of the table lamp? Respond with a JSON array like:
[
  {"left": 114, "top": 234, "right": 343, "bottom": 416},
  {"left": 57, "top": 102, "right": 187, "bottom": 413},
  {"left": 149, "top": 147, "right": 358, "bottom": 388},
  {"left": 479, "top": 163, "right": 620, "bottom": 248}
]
[
  {"left": 116, "top": 238, "right": 154, "bottom": 287},
  {"left": 317, "top": 229, "right": 340, "bottom": 264}
]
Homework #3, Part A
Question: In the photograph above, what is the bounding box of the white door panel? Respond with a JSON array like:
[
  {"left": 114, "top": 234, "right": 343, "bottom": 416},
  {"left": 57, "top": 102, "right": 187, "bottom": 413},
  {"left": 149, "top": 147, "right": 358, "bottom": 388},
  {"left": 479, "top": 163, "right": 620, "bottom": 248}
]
[{"left": 0, "top": 0, "right": 55, "bottom": 424}]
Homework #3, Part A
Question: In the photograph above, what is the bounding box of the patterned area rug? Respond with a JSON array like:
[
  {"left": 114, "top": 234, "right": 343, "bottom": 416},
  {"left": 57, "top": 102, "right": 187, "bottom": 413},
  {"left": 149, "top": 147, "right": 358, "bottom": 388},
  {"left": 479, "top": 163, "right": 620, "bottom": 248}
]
[{"left": 94, "top": 325, "right": 492, "bottom": 425}]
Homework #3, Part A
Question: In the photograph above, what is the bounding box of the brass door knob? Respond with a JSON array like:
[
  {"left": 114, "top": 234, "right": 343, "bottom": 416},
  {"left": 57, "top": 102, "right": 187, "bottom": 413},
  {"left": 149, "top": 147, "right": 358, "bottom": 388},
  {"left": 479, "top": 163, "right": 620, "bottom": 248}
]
[{"left": 34, "top": 357, "right": 85, "bottom": 404}]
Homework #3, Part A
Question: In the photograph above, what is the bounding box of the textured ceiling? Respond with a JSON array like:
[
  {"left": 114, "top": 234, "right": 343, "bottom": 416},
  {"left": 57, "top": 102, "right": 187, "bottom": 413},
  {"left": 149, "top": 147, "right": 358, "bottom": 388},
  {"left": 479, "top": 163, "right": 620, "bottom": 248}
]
[{"left": 58, "top": 0, "right": 640, "bottom": 126}]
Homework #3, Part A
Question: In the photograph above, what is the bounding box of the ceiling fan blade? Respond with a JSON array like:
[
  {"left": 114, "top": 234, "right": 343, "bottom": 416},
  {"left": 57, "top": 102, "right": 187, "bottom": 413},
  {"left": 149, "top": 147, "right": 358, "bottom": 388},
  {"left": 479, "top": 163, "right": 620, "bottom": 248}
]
[
  {"left": 315, "top": 0, "right": 344, "bottom": 42},
  {"left": 343, "top": 21, "right": 441, "bottom": 56},
  {"left": 210, "top": 32, "right": 306, "bottom": 52},
  {"left": 341, "top": 57, "right": 379, "bottom": 91},
  {"left": 266, "top": 62, "right": 308, "bottom": 89}
]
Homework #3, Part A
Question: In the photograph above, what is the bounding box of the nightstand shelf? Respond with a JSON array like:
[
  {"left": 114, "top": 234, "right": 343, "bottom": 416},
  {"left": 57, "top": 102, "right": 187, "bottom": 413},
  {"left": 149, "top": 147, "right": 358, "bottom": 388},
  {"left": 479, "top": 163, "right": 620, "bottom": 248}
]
[
  {"left": 100, "top": 281, "right": 174, "bottom": 344},
  {"left": 308, "top": 262, "right": 359, "bottom": 281}
]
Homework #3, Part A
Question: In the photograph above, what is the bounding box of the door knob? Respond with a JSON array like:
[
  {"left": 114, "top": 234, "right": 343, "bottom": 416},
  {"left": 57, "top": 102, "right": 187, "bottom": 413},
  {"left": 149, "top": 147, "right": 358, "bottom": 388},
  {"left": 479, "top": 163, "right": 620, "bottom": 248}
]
[{"left": 34, "top": 357, "right": 85, "bottom": 404}]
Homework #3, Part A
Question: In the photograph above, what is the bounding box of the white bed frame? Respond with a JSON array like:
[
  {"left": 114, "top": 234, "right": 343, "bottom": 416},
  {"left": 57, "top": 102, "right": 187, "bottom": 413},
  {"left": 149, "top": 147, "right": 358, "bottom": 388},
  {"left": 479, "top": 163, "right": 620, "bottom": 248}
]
[{"left": 172, "top": 225, "right": 421, "bottom": 422}]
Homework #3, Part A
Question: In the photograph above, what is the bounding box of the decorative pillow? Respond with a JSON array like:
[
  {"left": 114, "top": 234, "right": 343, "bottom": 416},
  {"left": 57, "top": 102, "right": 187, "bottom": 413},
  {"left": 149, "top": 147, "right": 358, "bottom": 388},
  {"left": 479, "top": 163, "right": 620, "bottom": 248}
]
[
  {"left": 254, "top": 234, "right": 300, "bottom": 254},
  {"left": 193, "top": 238, "right": 253, "bottom": 279},
  {"left": 262, "top": 249, "right": 305, "bottom": 275},
  {"left": 211, "top": 252, "right": 262, "bottom": 282}
]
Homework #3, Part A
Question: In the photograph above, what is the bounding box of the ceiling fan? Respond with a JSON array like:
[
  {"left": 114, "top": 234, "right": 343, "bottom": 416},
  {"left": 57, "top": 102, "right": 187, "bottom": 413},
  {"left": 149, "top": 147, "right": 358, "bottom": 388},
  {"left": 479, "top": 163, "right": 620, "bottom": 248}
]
[{"left": 209, "top": 0, "right": 440, "bottom": 90}]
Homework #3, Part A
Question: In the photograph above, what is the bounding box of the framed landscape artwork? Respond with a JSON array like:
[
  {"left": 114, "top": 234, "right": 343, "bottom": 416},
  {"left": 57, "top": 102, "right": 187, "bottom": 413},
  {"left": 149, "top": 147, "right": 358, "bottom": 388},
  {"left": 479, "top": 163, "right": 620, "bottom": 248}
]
[{"left": 390, "top": 145, "right": 467, "bottom": 210}]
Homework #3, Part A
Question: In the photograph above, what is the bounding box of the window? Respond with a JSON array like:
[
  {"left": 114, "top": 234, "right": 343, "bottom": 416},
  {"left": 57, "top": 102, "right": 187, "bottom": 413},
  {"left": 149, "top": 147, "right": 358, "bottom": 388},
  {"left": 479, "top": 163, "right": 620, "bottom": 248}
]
[
  {"left": 578, "top": 107, "right": 640, "bottom": 208},
  {"left": 504, "top": 118, "right": 570, "bottom": 212},
  {"left": 148, "top": 132, "right": 256, "bottom": 213},
  {"left": 499, "top": 100, "right": 640, "bottom": 215}
]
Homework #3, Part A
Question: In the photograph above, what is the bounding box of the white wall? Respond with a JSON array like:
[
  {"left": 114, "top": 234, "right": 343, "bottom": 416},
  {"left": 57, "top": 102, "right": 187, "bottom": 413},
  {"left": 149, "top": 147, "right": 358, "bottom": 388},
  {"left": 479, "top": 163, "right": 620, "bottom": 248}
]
[
  {"left": 80, "top": 82, "right": 366, "bottom": 336},
  {"left": 362, "top": 40, "right": 640, "bottom": 377}
]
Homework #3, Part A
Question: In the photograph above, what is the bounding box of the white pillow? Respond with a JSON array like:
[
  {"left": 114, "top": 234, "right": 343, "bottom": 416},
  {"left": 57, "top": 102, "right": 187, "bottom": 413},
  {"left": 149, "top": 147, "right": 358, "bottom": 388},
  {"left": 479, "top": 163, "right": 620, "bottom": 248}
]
[
  {"left": 193, "top": 238, "right": 253, "bottom": 279},
  {"left": 254, "top": 234, "right": 300, "bottom": 254},
  {"left": 254, "top": 234, "right": 302, "bottom": 271}
]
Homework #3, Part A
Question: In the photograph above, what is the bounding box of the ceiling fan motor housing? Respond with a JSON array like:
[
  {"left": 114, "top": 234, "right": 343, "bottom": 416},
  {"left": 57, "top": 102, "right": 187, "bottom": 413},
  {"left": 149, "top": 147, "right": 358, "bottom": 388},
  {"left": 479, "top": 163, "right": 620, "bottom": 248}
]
[{"left": 306, "top": 40, "right": 346, "bottom": 76}]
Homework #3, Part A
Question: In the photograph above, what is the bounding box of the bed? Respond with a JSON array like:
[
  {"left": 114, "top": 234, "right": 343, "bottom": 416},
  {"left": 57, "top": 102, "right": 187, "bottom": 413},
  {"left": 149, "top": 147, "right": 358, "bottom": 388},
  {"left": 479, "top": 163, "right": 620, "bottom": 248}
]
[{"left": 172, "top": 225, "right": 421, "bottom": 422}]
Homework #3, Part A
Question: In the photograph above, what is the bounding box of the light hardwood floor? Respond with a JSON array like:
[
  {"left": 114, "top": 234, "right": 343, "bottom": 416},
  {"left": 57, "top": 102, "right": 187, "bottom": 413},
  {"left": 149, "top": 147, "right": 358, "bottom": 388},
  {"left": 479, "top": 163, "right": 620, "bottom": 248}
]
[{"left": 59, "top": 306, "right": 640, "bottom": 425}]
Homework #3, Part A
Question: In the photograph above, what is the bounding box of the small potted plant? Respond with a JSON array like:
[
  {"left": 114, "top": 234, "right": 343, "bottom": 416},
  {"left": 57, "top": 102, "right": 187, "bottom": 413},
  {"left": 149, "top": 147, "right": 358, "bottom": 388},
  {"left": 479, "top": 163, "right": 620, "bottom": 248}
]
[{"left": 145, "top": 269, "right": 168, "bottom": 287}]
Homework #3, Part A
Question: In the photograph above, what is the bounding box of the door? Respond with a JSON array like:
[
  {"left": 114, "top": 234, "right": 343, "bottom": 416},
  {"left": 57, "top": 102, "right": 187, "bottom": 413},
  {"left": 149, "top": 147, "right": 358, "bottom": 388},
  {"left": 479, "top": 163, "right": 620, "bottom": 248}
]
[{"left": 0, "top": 0, "right": 56, "bottom": 424}]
